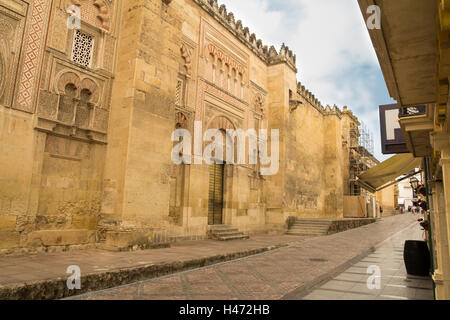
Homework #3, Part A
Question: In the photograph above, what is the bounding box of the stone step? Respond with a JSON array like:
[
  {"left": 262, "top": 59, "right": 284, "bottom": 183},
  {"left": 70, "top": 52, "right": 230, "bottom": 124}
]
[
  {"left": 213, "top": 231, "right": 243, "bottom": 238},
  {"left": 287, "top": 231, "right": 326, "bottom": 236},
  {"left": 289, "top": 226, "right": 329, "bottom": 230},
  {"left": 212, "top": 228, "right": 240, "bottom": 234},
  {"left": 295, "top": 219, "right": 333, "bottom": 222},
  {"left": 288, "top": 231, "right": 328, "bottom": 235},
  {"left": 290, "top": 227, "right": 330, "bottom": 232},
  {"left": 209, "top": 225, "right": 249, "bottom": 241},
  {"left": 209, "top": 225, "right": 235, "bottom": 230},
  {"left": 217, "top": 234, "right": 250, "bottom": 241},
  {"left": 292, "top": 226, "right": 331, "bottom": 230},
  {"left": 293, "top": 222, "right": 332, "bottom": 226},
  {"left": 287, "top": 219, "right": 331, "bottom": 236},
  {"left": 288, "top": 229, "right": 328, "bottom": 233}
]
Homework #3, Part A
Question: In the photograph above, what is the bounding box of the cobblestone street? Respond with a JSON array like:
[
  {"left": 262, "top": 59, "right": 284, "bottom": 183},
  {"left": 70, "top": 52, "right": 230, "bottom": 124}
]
[{"left": 69, "top": 214, "right": 428, "bottom": 300}]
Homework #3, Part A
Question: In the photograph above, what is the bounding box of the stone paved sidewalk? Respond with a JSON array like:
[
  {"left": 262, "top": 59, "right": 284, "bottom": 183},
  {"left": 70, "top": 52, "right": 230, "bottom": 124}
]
[
  {"left": 69, "top": 214, "right": 420, "bottom": 300},
  {"left": 296, "top": 219, "right": 433, "bottom": 300}
]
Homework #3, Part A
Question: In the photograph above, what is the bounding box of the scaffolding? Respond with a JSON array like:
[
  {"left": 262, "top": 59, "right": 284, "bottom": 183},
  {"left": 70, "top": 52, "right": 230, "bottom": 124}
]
[
  {"left": 358, "top": 122, "right": 374, "bottom": 155},
  {"left": 348, "top": 122, "right": 376, "bottom": 196}
]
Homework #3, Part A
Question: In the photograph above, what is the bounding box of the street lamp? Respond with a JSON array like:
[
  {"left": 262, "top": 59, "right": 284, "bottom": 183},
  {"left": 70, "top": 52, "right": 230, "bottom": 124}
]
[{"left": 409, "top": 176, "right": 419, "bottom": 189}]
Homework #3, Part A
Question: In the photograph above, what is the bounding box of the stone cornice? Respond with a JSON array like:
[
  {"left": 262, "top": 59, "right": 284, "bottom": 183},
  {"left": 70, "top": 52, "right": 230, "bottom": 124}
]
[{"left": 192, "top": 0, "right": 297, "bottom": 72}]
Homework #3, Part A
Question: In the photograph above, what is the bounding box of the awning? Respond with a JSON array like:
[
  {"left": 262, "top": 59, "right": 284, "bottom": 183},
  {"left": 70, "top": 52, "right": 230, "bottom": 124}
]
[{"left": 356, "top": 154, "right": 423, "bottom": 193}]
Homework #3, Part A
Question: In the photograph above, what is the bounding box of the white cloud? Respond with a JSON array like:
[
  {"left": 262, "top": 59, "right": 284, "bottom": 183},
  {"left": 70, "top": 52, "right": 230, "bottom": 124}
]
[{"left": 220, "top": 0, "right": 394, "bottom": 160}]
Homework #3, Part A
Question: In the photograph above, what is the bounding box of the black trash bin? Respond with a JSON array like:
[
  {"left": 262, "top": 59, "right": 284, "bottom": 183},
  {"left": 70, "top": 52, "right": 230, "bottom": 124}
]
[{"left": 403, "top": 240, "right": 430, "bottom": 277}]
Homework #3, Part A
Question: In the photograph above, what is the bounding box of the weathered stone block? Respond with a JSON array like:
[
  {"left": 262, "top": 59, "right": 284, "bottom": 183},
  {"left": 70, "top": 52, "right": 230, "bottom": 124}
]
[
  {"left": 105, "top": 231, "right": 153, "bottom": 250},
  {"left": 26, "top": 230, "right": 92, "bottom": 246},
  {"left": 0, "top": 216, "right": 17, "bottom": 231},
  {"left": 0, "top": 231, "right": 20, "bottom": 249},
  {"left": 72, "top": 216, "right": 99, "bottom": 230}
]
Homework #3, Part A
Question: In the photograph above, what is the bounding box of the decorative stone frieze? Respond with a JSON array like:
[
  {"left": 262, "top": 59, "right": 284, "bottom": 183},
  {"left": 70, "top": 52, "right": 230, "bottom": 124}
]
[
  {"left": 69, "top": 0, "right": 112, "bottom": 31},
  {"left": 193, "top": 0, "right": 297, "bottom": 71},
  {"left": 207, "top": 44, "right": 245, "bottom": 75}
]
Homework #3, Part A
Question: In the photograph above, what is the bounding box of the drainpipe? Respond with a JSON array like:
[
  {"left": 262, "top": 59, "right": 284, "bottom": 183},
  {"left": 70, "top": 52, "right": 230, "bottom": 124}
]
[{"left": 423, "top": 157, "right": 436, "bottom": 300}]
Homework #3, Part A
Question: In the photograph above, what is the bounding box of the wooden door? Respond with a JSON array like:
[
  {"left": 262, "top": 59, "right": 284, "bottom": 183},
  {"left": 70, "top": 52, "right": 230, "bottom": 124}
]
[{"left": 208, "top": 163, "right": 224, "bottom": 225}]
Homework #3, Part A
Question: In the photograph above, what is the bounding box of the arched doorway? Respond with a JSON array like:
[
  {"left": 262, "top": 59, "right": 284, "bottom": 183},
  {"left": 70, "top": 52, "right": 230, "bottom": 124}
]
[
  {"left": 206, "top": 116, "right": 235, "bottom": 226},
  {"left": 208, "top": 162, "right": 224, "bottom": 225}
]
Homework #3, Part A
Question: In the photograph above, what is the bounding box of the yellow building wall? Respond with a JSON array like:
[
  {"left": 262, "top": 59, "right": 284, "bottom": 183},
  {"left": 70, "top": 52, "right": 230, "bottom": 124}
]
[
  {"left": 0, "top": 0, "right": 368, "bottom": 253},
  {"left": 376, "top": 185, "right": 397, "bottom": 217}
]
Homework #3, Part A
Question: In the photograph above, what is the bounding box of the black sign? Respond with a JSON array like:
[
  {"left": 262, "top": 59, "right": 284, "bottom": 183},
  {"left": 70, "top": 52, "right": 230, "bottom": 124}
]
[{"left": 379, "top": 104, "right": 408, "bottom": 154}]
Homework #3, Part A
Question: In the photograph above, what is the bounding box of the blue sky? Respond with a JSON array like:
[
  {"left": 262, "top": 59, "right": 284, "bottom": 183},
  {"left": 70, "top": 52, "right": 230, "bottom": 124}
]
[{"left": 220, "top": 0, "right": 396, "bottom": 161}]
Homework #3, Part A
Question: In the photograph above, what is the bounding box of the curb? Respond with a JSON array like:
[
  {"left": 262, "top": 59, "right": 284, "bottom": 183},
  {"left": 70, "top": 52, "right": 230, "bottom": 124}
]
[{"left": 0, "top": 244, "right": 289, "bottom": 300}]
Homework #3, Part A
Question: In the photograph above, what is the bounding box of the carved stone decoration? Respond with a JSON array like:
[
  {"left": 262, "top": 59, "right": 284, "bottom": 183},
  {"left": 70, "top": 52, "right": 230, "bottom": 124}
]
[
  {"left": 67, "top": 0, "right": 112, "bottom": 31},
  {"left": 180, "top": 44, "right": 192, "bottom": 76},
  {"left": 44, "top": 66, "right": 110, "bottom": 139},
  {"left": 76, "top": 88, "right": 92, "bottom": 128},
  {"left": 58, "top": 83, "right": 78, "bottom": 123},
  {"left": 53, "top": 71, "right": 104, "bottom": 130},
  {"left": 0, "top": 5, "right": 26, "bottom": 107},
  {"left": 103, "top": 33, "right": 116, "bottom": 72},
  {"left": 207, "top": 44, "right": 245, "bottom": 75},
  {"left": 48, "top": 6, "right": 68, "bottom": 52},
  {"left": 208, "top": 116, "right": 236, "bottom": 130},
  {"left": 253, "top": 93, "right": 264, "bottom": 115},
  {"left": 15, "top": 0, "right": 51, "bottom": 112},
  {"left": 55, "top": 71, "right": 103, "bottom": 106},
  {"left": 93, "top": 107, "right": 109, "bottom": 132},
  {"left": 81, "top": 78, "right": 100, "bottom": 104},
  {"left": 71, "top": 30, "right": 95, "bottom": 68},
  {"left": 37, "top": 90, "right": 59, "bottom": 119},
  {"left": 93, "top": 0, "right": 111, "bottom": 31},
  {"left": 57, "top": 72, "right": 81, "bottom": 95},
  {"left": 175, "top": 112, "right": 188, "bottom": 129},
  {"left": 0, "top": 49, "right": 5, "bottom": 102}
]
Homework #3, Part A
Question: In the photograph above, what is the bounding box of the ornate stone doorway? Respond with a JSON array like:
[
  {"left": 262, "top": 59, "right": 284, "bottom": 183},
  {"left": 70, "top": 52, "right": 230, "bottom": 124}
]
[{"left": 208, "top": 162, "right": 225, "bottom": 225}]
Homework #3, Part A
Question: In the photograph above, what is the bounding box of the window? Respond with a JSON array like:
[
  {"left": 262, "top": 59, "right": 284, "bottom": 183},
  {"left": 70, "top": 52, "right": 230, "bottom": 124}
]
[
  {"left": 71, "top": 30, "right": 95, "bottom": 68},
  {"left": 175, "top": 79, "right": 184, "bottom": 106}
]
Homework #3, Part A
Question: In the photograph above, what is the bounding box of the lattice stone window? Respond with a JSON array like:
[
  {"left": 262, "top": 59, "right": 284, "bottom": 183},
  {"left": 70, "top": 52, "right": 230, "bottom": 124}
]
[
  {"left": 175, "top": 79, "right": 184, "bottom": 106},
  {"left": 71, "top": 30, "right": 94, "bottom": 68}
]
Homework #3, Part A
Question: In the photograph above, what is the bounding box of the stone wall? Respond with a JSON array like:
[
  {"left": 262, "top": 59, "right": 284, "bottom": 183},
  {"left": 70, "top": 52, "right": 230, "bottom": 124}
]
[
  {"left": 377, "top": 185, "right": 398, "bottom": 217},
  {"left": 343, "top": 196, "right": 368, "bottom": 218},
  {"left": 0, "top": 0, "right": 374, "bottom": 254},
  {"left": 0, "top": 0, "right": 118, "bottom": 254},
  {"left": 327, "top": 218, "right": 377, "bottom": 235}
]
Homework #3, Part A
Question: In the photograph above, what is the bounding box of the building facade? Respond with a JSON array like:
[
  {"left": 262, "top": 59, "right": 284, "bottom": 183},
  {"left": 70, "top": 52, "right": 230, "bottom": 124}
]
[
  {"left": 1, "top": 0, "right": 372, "bottom": 254},
  {"left": 358, "top": 0, "right": 450, "bottom": 299}
]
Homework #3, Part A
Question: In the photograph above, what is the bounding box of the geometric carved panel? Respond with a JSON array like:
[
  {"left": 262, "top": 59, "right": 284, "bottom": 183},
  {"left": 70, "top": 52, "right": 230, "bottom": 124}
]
[
  {"left": 0, "top": 3, "right": 27, "bottom": 107},
  {"left": 0, "top": 44, "right": 5, "bottom": 102},
  {"left": 71, "top": 30, "right": 95, "bottom": 68},
  {"left": 14, "top": 0, "right": 50, "bottom": 112},
  {"left": 93, "top": 107, "right": 108, "bottom": 132}
]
